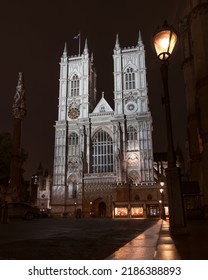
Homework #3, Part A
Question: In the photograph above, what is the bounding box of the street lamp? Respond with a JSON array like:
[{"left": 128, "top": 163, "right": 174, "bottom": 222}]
[
  {"left": 89, "top": 201, "right": 93, "bottom": 217},
  {"left": 159, "top": 181, "right": 166, "bottom": 220},
  {"left": 153, "top": 21, "right": 177, "bottom": 61},
  {"left": 153, "top": 21, "right": 187, "bottom": 234},
  {"left": 74, "top": 202, "right": 77, "bottom": 218},
  {"left": 128, "top": 180, "right": 132, "bottom": 218}
]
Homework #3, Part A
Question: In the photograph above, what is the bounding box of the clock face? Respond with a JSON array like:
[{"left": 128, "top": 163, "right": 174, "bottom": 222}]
[
  {"left": 127, "top": 103, "right": 135, "bottom": 111},
  {"left": 68, "top": 108, "right": 80, "bottom": 119},
  {"left": 125, "top": 102, "right": 137, "bottom": 114}
]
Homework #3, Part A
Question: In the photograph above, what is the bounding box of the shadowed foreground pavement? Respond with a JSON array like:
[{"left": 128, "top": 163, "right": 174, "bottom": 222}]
[
  {"left": 164, "top": 219, "right": 208, "bottom": 260},
  {"left": 0, "top": 217, "right": 208, "bottom": 260},
  {"left": 0, "top": 218, "right": 158, "bottom": 260}
]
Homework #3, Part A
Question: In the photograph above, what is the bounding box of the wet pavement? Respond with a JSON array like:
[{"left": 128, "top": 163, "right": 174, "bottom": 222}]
[
  {"left": 108, "top": 218, "right": 208, "bottom": 260},
  {"left": 0, "top": 217, "right": 208, "bottom": 260},
  {"left": 106, "top": 219, "right": 161, "bottom": 260},
  {"left": 0, "top": 218, "right": 159, "bottom": 260}
]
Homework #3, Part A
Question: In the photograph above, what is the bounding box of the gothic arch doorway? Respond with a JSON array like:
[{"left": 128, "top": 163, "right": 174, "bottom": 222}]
[{"left": 98, "top": 202, "right": 106, "bottom": 217}]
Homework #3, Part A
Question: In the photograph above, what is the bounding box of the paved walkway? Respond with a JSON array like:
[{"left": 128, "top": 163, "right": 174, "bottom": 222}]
[
  {"left": 107, "top": 218, "right": 208, "bottom": 260},
  {"left": 154, "top": 219, "right": 181, "bottom": 260},
  {"left": 106, "top": 219, "right": 163, "bottom": 260},
  {"left": 0, "top": 217, "right": 207, "bottom": 260}
]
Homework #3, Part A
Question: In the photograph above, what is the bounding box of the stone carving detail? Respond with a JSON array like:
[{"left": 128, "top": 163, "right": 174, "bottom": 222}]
[
  {"left": 12, "top": 72, "right": 26, "bottom": 119},
  {"left": 68, "top": 158, "right": 79, "bottom": 172},
  {"left": 128, "top": 170, "right": 140, "bottom": 185},
  {"left": 67, "top": 174, "right": 77, "bottom": 186},
  {"left": 68, "top": 100, "right": 80, "bottom": 109},
  {"left": 84, "top": 183, "right": 113, "bottom": 193},
  {"left": 127, "top": 153, "right": 139, "bottom": 166},
  {"left": 124, "top": 91, "right": 138, "bottom": 103}
]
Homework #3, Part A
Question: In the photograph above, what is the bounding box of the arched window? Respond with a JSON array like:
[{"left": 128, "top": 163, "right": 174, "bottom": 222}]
[
  {"left": 124, "top": 67, "right": 135, "bottom": 90},
  {"left": 68, "top": 132, "right": 79, "bottom": 156},
  {"left": 69, "top": 132, "right": 78, "bottom": 145},
  {"left": 72, "top": 183, "right": 77, "bottom": 198},
  {"left": 71, "top": 74, "right": 79, "bottom": 96},
  {"left": 68, "top": 181, "right": 77, "bottom": 198},
  {"left": 92, "top": 130, "right": 113, "bottom": 173},
  {"left": 127, "top": 126, "right": 137, "bottom": 140}
]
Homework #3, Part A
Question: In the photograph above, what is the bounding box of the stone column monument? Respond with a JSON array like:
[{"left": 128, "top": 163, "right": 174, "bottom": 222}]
[{"left": 8, "top": 72, "right": 26, "bottom": 202}]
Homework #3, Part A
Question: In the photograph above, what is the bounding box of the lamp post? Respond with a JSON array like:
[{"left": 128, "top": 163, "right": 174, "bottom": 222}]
[
  {"left": 153, "top": 21, "right": 186, "bottom": 234},
  {"left": 160, "top": 181, "right": 166, "bottom": 220},
  {"left": 74, "top": 202, "right": 77, "bottom": 218},
  {"left": 128, "top": 180, "right": 132, "bottom": 218},
  {"left": 90, "top": 201, "right": 93, "bottom": 217}
]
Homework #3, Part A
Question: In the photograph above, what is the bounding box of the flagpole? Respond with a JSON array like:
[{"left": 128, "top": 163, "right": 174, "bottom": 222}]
[{"left": 73, "top": 33, "right": 81, "bottom": 56}]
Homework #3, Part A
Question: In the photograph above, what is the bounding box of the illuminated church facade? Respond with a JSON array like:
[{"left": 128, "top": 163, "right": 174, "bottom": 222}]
[{"left": 51, "top": 33, "right": 161, "bottom": 218}]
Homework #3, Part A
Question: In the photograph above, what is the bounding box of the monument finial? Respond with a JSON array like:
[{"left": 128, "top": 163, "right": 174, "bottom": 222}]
[{"left": 12, "top": 72, "right": 26, "bottom": 119}]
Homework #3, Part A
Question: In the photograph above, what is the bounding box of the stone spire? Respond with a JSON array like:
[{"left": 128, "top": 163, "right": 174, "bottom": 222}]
[
  {"left": 83, "top": 38, "right": 88, "bottom": 54},
  {"left": 62, "top": 42, "right": 67, "bottom": 57},
  {"left": 137, "top": 30, "right": 144, "bottom": 50},
  {"left": 91, "top": 52, "right": 94, "bottom": 62},
  {"left": 12, "top": 72, "right": 26, "bottom": 119},
  {"left": 61, "top": 42, "right": 67, "bottom": 64},
  {"left": 83, "top": 38, "right": 89, "bottom": 59},
  {"left": 138, "top": 30, "right": 142, "bottom": 42},
  {"left": 114, "top": 33, "right": 120, "bottom": 50}
]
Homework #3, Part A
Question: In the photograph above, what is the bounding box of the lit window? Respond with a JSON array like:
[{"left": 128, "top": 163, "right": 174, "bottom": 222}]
[
  {"left": 124, "top": 67, "right": 135, "bottom": 90},
  {"left": 131, "top": 207, "right": 143, "bottom": 217},
  {"left": 92, "top": 130, "right": 113, "bottom": 173},
  {"left": 71, "top": 74, "right": 79, "bottom": 96},
  {"left": 115, "top": 207, "right": 128, "bottom": 216}
]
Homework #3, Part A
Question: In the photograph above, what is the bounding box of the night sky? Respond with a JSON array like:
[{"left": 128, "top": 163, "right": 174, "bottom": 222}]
[{"left": 0, "top": 0, "right": 188, "bottom": 180}]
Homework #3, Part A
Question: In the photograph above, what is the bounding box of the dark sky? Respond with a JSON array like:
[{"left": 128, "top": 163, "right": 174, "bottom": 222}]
[{"left": 0, "top": 0, "right": 188, "bottom": 180}]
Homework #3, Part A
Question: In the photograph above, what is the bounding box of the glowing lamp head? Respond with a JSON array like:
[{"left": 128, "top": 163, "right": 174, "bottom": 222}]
[
  {"left": 153, "top": 21, "right": 178, "bottom": 61},
  {"left": 160, "top": 181, "right": 165, "bottom": 187}
]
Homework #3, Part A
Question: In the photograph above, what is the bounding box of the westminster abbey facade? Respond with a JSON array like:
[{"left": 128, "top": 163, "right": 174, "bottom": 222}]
[{"left": 51, "top": 33, "right": 162, "bottom": 218}]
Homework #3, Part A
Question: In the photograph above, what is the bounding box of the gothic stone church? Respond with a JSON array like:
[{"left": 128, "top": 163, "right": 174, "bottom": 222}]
[{"left": 51, "top": 33, "right": 159, "bottom": 218}]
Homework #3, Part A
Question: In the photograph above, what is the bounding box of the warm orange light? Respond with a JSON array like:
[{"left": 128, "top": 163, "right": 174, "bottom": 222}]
[
  {"left": 153, "top": 23, "right": 177, "bottom": 61},
  {"left": 160, "top": 188, "right": 164, "bottom": 193},
  {"left": 160, "top": 181, "right": 165, "bottom": 187}
]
